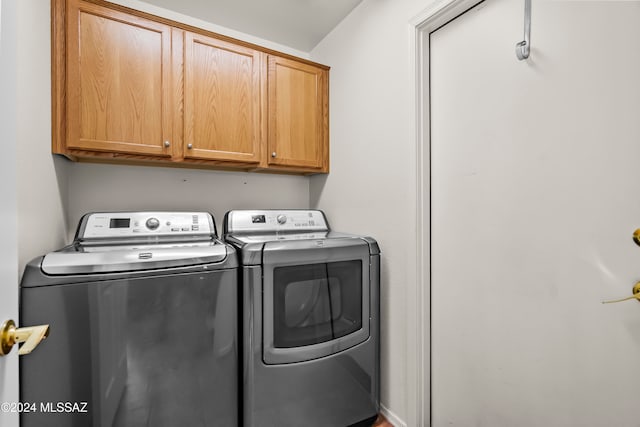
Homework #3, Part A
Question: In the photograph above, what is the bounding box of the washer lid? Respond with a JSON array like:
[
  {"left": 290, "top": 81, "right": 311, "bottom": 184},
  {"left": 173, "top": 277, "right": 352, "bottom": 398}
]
[{"left": 41, "top": 242, "right": 228, "bottom": 275}]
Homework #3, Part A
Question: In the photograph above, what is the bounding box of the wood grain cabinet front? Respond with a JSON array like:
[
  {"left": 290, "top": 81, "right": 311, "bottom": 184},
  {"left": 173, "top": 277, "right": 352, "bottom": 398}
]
[
  {"left": 183, "top": 32, "right": 263, "bottom": 164},
  {"left": 266, "top": 56, "right": 329, "bottom": 173},
  {"left": 64, "top": 0, "right": 175, "bottom": 158},
  {"left": 54, "top": 0, "right": 329, "bottom": 174}
]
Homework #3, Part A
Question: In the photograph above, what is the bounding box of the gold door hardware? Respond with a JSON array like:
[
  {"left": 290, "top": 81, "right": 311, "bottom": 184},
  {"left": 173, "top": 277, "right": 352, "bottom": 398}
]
[
  {"left": 0, "top": 319, "right": 49, "bottom": 356},
  {"left": 602, "top": 282, "right": 640, "bottom": 304}
]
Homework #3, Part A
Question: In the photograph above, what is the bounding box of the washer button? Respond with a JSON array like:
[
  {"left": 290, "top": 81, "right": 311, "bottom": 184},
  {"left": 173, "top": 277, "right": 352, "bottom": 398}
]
[{"left": 146, "top": 217, "right": 160, "bottom": 230}]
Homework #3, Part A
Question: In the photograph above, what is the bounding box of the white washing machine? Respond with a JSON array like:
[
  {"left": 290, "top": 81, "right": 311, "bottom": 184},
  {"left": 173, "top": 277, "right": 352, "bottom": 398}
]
[
  {"left": 20, "top": 211, "right": 239, "bottom": 427},
  {"left": 224, "top": 210, "right": 380, "bottom": 427}
]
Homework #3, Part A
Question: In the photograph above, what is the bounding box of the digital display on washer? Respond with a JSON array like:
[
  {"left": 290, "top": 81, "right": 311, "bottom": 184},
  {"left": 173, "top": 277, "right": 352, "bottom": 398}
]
[
  {"left": 252, "top": 215, "right": 266, "bottom": 223},
  {"left": 109, "top": 218, "right": 131, "bottom": 229}
]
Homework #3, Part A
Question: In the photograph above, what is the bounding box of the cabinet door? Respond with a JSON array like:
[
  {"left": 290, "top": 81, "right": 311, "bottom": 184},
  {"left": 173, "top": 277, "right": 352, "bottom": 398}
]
[
  {"left": 267, "top": 56, "right": 328, "bottom": 171},
  {"left": 66, "top": 0, "right": 173, "bottom": 157},
  {"left": 183, "top": 32, "right": 263, "bottom": 163}
]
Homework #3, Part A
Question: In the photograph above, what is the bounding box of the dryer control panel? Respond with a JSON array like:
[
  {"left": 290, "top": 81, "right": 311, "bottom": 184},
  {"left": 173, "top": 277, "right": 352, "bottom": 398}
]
[
  {"left": 78, "top": 212, "right": 214, "bottom": 240},
  {"left": 225, "top": 210, "right": 329, "bottom": 234}
]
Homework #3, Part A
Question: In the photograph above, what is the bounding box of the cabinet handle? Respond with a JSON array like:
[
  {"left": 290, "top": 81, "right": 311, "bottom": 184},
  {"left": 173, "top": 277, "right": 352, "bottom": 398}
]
[
  {"left": 164, "top": 140, "right": 171, "bottom": 148},
  {"left": 187, "top": 144, "right": 193, "bottom": 149},
  {"left": 271, "top": 152, "right": 277, "bottom": 158}
]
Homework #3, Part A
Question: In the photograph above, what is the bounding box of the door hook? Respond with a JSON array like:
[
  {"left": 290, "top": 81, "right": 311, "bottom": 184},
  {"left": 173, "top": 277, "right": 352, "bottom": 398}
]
[{"left": 515, "top": 0, "right": 531, "bottom": 60}]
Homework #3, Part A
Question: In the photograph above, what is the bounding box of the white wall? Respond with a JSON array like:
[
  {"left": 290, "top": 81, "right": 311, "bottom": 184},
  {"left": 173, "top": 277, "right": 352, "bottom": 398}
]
[
  {"left": 309, "top": 0, "right": 436, "bottom": 424},
  {"left": 16, "top": 0, "right": 69, "bottom": 275},
  {"left": 66, "top": 163, "right": 309, "bottom": 235}
]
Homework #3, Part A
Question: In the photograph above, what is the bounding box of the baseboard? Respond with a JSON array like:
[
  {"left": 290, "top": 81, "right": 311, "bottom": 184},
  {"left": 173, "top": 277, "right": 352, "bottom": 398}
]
[{"left": 380, "top": 404, "right": 407, "bottom": 427}]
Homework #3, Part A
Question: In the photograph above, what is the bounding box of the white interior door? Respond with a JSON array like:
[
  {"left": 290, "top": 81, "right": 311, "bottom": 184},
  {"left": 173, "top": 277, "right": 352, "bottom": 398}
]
[
  {"left": 431, "top": 1, "right": 640, "bottom": 425},
  {"left": 0, "top": 0, "right": 20, "bottom": 425}
]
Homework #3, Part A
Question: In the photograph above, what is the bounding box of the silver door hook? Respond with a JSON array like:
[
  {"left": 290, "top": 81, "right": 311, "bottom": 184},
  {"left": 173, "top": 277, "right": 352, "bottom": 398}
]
[{"left": 515, "top": 0, "right": 531, "bottom": 60}]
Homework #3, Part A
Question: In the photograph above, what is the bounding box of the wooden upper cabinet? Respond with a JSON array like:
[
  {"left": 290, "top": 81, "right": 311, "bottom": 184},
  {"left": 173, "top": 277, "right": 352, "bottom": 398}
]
[
  {"left": 54, "top": 0, "right": 329, "bottom": 173},
  {"left": 65, "top": 0, "right": 174, "bottom": 157},
  {"left": 267, "top": 56, "right": 328, "bottom": 172},
  {"left": 183, "top": 32, "right": 263, "bottom": 163}
]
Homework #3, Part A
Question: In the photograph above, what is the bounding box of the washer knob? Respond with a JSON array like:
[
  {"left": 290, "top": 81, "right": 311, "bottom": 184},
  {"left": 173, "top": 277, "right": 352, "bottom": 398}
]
[
  {"left": 146, "top": 217, "right": 160, "bottom": 230},
  {"left": 277, "top": 215, "right": 287, "bottom": 225}
]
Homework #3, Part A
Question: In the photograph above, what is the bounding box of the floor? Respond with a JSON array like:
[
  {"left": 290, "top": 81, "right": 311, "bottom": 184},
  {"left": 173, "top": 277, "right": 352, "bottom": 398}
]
[{"left": 372, "top": 414, "right": 393, "bottom": 427}]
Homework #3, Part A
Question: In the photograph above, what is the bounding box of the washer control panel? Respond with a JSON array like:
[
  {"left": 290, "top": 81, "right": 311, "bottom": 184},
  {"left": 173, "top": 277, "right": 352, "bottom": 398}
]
[
  {"left": 226, "top": 210, "right": 328, "bottom": 234},
  {"left": 80, "top": 212, "right": 214, "bottom": 239}
]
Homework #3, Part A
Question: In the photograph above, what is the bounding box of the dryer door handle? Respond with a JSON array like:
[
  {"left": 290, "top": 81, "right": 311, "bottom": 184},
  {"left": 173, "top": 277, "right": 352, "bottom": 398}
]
[{"left": 263, "top": 238, "right": 371, "bottom": 266}]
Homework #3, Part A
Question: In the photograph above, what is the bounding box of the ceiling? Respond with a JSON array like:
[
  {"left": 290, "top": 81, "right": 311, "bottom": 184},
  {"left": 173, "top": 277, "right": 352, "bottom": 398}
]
[{"left": 139, "top": 0, "right": 363, "bottom": 52}]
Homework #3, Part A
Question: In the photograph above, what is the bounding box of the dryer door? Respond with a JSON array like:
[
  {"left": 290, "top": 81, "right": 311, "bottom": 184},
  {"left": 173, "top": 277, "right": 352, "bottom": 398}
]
[{"left": 262, "top": 238, "right": 370, "bottom": 364}]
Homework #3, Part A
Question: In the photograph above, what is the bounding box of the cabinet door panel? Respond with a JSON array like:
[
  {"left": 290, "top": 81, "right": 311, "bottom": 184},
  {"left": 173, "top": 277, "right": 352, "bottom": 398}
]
[
  {"left": 268, "top": 56, "right": 327, "bottom": 170},
  {"left": 66, "top": 1, "right": 173, "bottom": 157},
  {"left": 184, "top": 33, "right": 262, "bottom": 163}
]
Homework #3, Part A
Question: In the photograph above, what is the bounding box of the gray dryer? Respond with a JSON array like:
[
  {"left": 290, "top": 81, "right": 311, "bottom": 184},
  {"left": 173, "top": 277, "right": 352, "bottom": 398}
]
[{"left": 224, "top": 209, "right": 380, "bottom": 427}]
